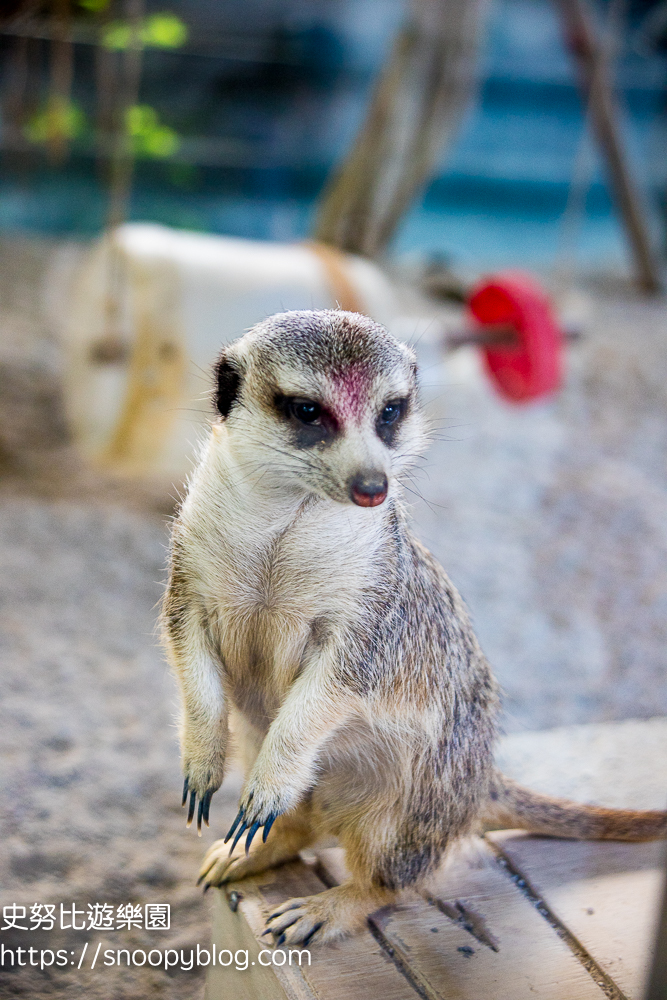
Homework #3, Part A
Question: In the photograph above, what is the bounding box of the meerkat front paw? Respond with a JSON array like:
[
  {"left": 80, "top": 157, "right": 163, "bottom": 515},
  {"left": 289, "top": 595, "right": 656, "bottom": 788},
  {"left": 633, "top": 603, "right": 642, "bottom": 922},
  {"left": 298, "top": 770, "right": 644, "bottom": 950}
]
[
  {"left": 181, "top": 746, "right": 226, "bottom": 834},
  {"left": 223, "top": 787, "right": 284, "bottom": 855},
  {"left": 198, "top": 837, "right": 296, "bottom": 889},
  {"left": 181, "top": 775, "right": 217, "bottom": 835},
  {"left": 224, "top": 771, "right": 304, "bottom": 854},
  {"left": 199, "top": 808, "right": 315, "bottom": 890}
]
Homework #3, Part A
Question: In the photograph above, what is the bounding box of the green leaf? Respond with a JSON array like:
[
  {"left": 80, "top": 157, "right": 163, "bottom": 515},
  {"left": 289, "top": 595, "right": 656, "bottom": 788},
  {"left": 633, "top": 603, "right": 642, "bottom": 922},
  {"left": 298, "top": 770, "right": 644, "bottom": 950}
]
[
  {"left": 142, "top": 126, "right": 179, "bottom": 157},
  {"left": 101, "top": 13, "right": 188, "bottom": 50},
  {"left": 142, "top": 13, "right": 188, "bottom": 48},
  {"left": 101, "top": 21, "right": 134, "bottom": 50},
  {"left": 126, "top": 104, "right": 158, "bottom": 136},
  {"left": 24, "top": 99, "right": 86, "bottom": 144},
  {"left": 124, "top": 104, "right": 180, "bottom": 158}
]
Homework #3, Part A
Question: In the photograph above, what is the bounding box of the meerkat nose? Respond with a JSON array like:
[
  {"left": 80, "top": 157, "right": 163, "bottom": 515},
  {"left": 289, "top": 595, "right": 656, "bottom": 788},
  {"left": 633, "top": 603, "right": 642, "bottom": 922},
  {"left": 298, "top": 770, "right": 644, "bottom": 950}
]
[{"left": 349, "top": 471, "right": 388, "bottom": 508}]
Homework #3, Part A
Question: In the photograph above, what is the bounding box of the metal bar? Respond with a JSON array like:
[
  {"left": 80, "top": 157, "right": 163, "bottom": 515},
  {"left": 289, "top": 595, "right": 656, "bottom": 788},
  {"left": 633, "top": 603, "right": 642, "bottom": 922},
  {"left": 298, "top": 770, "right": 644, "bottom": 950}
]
[
  {"left": 48, "top": 0, "right": 73, "bottom": 163},
  {"left": 106, "top": 0, "right": 143, "bottom": 231},
  {"left": 444, "top": 324, "right": 581, "bottom": 352}
]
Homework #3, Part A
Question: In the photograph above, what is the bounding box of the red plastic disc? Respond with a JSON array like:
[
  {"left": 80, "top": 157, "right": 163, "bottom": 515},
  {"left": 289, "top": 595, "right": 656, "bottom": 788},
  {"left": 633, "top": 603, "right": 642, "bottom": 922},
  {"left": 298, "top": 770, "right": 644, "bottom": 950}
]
[{"left": 467, "top": 271, "right": 563, "bottom": 404}]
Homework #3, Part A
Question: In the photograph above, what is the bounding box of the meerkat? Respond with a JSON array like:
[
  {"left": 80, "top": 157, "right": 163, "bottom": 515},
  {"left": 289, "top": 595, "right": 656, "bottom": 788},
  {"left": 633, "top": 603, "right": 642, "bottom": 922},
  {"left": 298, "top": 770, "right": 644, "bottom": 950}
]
[{"left": 162, "top": 309, "right": 667, "bottom": 948}]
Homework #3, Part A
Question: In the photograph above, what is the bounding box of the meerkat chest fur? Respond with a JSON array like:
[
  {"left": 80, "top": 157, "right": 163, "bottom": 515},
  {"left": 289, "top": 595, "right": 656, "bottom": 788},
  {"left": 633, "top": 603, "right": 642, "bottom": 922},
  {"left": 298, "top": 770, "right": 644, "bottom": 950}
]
[{"left": 178, "top": 422, "right": 388, "bottom": 716}]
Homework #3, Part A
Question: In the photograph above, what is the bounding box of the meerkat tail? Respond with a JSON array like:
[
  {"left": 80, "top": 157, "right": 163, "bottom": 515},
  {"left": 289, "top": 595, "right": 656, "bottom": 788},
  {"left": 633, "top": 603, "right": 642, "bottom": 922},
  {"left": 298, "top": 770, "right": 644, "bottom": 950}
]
[{"left": 483, "top": 771, "right": 667, "bottom": 842}]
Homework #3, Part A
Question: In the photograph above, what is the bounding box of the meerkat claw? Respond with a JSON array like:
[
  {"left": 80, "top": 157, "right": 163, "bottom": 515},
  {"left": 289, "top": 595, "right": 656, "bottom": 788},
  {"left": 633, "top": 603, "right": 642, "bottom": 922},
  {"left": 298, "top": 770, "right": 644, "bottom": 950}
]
[
  {"left": 202, "top": 789, "right": 213, "bottom": 827},
  {"left": 266, "top": 902, "right": 301, "bottom": 923},
  {"left": 302, "top": 923, "right": 324, "bottom": 947},
  {"left": 230, "top": 819, "right": 249, "bottom": 854},
  {"left": 224, "top": 796, "right": 279, "bottom": 853},
  {"left": 196, "top": 790, "right": 213, "bottom": 835},
  {"left": 225, "top": 791, "right": 278, "bottom": 854},
  {"left": 181, "top": 776, "right": 189, "bottom": 807},
  {"left": 186, "top": 788, "right": 197, "bottom": 828},
  {"left": 266, "top": 912, "right": 299, "bottom": 938},
  {"left": 224, "top": 805, "right": 244, "bottom": 843},
  {"left": 245, "top": 820, "right": 261, "bottom": 854}
]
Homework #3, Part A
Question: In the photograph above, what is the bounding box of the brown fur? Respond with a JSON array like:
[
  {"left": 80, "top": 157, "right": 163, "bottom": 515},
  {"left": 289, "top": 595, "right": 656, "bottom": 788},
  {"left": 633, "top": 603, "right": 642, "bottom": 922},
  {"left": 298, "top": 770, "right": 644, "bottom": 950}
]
[{"left": 484, "top": 772, "right": 667, "bottom": 841}]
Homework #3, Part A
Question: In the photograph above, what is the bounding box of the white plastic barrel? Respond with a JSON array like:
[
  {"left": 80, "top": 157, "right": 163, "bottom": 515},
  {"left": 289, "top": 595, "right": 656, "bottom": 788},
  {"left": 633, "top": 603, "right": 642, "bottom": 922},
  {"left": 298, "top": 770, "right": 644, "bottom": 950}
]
[{"left": 55, "top": 224, "right": 401, "bottom": 478}]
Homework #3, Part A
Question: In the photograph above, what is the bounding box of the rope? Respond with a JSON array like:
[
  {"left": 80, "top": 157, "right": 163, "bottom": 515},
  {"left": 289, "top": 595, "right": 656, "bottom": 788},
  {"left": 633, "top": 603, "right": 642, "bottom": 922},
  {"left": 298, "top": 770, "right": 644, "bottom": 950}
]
[{"left": 303, "top": 240, "right": 366, "bottom": 314}]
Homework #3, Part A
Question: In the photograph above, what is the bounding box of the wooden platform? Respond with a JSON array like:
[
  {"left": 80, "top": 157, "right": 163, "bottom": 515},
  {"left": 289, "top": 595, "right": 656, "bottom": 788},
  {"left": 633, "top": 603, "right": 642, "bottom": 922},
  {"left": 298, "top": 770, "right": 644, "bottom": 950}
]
[{"left": 206, "top": 833, "right": 666, "bottom": 1000}]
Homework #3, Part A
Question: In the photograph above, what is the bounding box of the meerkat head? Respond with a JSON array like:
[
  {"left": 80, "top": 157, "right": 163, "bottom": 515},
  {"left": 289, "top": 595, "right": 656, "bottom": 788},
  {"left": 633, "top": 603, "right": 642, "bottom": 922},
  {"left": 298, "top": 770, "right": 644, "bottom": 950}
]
[{"left": 211, "top": 310, "right": 426, "bottom": 507}]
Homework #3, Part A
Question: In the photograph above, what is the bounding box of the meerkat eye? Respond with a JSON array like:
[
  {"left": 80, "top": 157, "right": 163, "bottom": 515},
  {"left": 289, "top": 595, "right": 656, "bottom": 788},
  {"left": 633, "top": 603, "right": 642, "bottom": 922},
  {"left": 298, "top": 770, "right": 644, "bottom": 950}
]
[
  {"left": 380, "top": 402, "right": 402, "bottom": 425},
  {"left": 290, "top": 400, "right": 322, "bottom": 425},
  {"left": 376, "top": 398, "right": 408, "bottom": 445}
]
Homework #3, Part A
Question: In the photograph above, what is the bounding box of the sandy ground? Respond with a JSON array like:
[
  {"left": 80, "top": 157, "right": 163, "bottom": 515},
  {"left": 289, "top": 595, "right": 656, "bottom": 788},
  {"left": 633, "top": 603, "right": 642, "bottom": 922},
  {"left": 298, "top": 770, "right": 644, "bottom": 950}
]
[
  {"left": 0, "top": 237, "right": 666, "bottom": 998},
  {"left": 410, "top": 283, "right": 667, "bottom": 731},
  {"left": 0, "top": 485, "right": 244, "bottom": 999}
]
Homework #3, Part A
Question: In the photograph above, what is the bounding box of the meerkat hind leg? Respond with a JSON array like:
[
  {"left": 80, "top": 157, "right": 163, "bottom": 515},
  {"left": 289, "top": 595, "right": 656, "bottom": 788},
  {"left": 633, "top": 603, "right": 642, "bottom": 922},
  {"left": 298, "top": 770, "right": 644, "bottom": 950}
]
[
  {"left": 199, "top": 806, "right": 314, "bottom": 888},
  {"left": 265, "top": 879, "right": 395, "bottom": 946}
]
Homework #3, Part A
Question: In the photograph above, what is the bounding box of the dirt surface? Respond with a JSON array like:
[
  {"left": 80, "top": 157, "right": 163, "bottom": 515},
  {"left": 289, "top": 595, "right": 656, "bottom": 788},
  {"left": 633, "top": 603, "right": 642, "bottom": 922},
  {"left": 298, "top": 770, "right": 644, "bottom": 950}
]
[
  {"left": 411, "top": 284, "right": 667, "bottom": 731},
  {"left": 0, "top": 473, "right": 247, "bottom": 999},
  {"left": 1, "top": 237, "right": 666, "bottom": 998},
  {"left": 497, "top": 717, "right": 667, "bottom": 809}
]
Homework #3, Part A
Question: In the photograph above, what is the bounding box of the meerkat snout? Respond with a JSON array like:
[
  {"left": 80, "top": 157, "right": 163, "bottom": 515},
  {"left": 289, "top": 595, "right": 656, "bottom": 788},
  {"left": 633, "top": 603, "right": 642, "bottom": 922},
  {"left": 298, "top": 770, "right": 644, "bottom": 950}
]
[{"left": 349, "top": 470, "right": 388, "bottom": 507}]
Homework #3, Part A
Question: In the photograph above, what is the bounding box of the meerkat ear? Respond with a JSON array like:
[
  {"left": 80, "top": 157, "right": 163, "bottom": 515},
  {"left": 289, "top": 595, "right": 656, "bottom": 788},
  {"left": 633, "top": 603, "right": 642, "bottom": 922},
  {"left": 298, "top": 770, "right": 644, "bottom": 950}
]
[{"left": 213, "top": 353, "right": 242, "bottom": 418}]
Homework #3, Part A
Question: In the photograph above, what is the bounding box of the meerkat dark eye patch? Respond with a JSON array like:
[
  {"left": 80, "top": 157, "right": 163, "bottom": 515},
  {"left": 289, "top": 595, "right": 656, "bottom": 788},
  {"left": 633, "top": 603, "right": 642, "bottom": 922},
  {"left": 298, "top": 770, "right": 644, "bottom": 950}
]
[
  {"left": 213, "top": 355, "right": 242, "bottom": 418},
  {"left": 274, "top": 394, "right": 338, "bottom": 448},
  {"left": 376, "top": 398, "right": 408, "bottom": 445}
]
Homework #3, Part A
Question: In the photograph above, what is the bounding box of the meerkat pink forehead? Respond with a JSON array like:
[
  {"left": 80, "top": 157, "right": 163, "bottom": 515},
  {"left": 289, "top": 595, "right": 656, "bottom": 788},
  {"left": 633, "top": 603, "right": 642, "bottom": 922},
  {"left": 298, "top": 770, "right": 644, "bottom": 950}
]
[
  {"left": 328, "top": 364, "right": 371, "bottom": 423},
  {"left": 243, "top": 309, "right": 417, "bottom": 396}
]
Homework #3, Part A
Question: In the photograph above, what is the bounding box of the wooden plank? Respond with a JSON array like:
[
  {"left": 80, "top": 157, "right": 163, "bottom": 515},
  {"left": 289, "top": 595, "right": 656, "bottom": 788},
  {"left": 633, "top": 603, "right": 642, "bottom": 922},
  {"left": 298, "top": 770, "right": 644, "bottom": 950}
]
[
  {"left": 490, "top": 831, "right": 666, "bottom": 999},
  {"left": 259, "top": 862, "right": 418, "bottom": 1000},
  {"left": 645, "top": 852, "right": 667, "bottom": 999},
  {"left": 207, "top": 858, "right": 418, "bottom": 1000},
  {"left": 316, "top": 846, "right": 606, "bottom": 1000},
  {"left": 207, "top": 874, "right": 306, "bottom": 1000}
]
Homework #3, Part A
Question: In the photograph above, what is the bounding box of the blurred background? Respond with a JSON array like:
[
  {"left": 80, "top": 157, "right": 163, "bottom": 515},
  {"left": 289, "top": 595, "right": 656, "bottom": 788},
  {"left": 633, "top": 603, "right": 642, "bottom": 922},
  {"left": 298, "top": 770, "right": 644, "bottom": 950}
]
[
  {"left": 1, "top": 1, "right": 667, "bottom": 997},
  {"left": 1, "top": 0, "right": 666, "bottom": 268}
]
